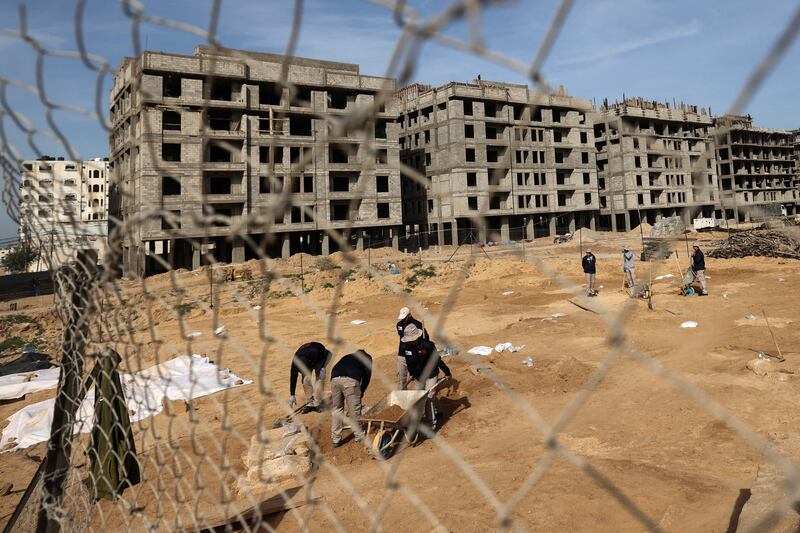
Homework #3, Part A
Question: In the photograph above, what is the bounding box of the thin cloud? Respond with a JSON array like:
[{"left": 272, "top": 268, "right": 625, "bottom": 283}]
[{"left": 556, "top": 18, "right": 701, "bottom": 66}]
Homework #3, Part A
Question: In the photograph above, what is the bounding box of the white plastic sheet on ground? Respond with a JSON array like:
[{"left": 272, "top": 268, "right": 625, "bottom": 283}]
[
  {"left": 467, "top": 346, "right": 494, "bottom": 356},
  {"left": 655, "top": 274, "right": 674, "bottom": 280},
  {"left": 350, "top": 320, "right": 366, "bottom": 325},
  {"left": 0, "top": 355, "right": 252, "bottom": 452},
  {"left": 680, "top": 321, "right": 698, "bottom": 329},
  {"left": 0, "top": 368, "right": 61, "bottom": 401},
  {"left": 495, "top": 342, "right": 525, "bottom": 353}
]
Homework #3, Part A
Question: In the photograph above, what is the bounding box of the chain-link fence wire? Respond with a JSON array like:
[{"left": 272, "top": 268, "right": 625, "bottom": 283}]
[{"left": 0, "top": 0, "right": 799, "bottom": 531}]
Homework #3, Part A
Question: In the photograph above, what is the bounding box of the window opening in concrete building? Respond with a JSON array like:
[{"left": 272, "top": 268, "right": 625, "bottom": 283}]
[
  {"left": 290, "top": 176, "right": 301, "bottom": 193},
  {"left": 424, "top": 130, "right": 430, "bottom": 144},
  {"left": 208, "top": 110, "right": 231, "bottom": 131},
  {"left": 331, "top": 201, "right": 350, "bottom": 221},
  {"left": 583, "top": 172, "right": 591, "bottom": 185},
  {"left": 330, "top": 145, "right": 350, "bottom": 164},
  {"left": 163, "top": 74, "right": 181, "bottom": 97},
  {"left": 487, "top": 148, "right": 499, "bottom": 163},
  {"left": 425, "top": 153, "right": 431, "bottom": 166},
  {"left": 290, "top": 86, "right": 312, "bottom": 107},
  {"left": 209, "top": 143, "right": 232, "bottom": 162},
  {"left": 290, "top": 147, "right": 301, "bottom": 163},
  {"left": 330, "top": 173, "right": 351, "bottom": 192},
  {"left": 584, "top": 193, "right": 592, "bottom": 205},
  {"left": 291, "top": 206, "right": 302, "bottom": 223},
  {"left": 376, "top": 149, "right": 388, "bottom": 165},
  {"left": 274, "top": 146, "right": 284, "bottom": 165},
  {"left": 637, "top": 193, "right": 644, "bottom": 205},
  {"left": 162, "top": 210, "right": 181, "bottom": 230},
  {"left": 467, "top": 197, "right": 478, "bottom": 210},
  {"left": 580, "top": 131, "right": 588, "bottom": 144},
  {"left": 290, "top": 116, "right": 312, "bottom": 136},
  {"left": 556, "top": 172, "right": 568, "bottom": 185},
  {"left": 376, "top": 175, "right": 389, "bottom": 193},
  {"left": 162, "top": 143, "right": 181, "bottom": 162},
  {"left": 259, "top": 146, "right": 269, "bottom": 164},
  {"left": 467, "top": 172, "right": 477, "bottom": 187},
  {"left": 163, "top": 111, "right": 181, "bottom": 131},
  {"left": 209, "top": 78, "right": 232, "bottom": 101},
  {"left": 162, "top": 176, "right": 181, "bottom": 196},
  {"left": 304, "top": 174, "right": 314, "bottom": 193},
  {"left": 553, "top": 131, "right": 562, "bottom": 143},
  {"left": 463, "top": 99, "right": 473, "bottom": 115},
  {"left": 634, "top": 156, "right": 641, "bottom": 168},
  {"left": 581, "top": 152, "right": 589, "bottom": 164},
  {"left": 259, "top": 82, "right": 281, "bottom": 105},
  {"left": 328, "top": 90, "right": 355, "bottom": 110},
  {"left": 375, "top": 120, "right": 387, "bottom": 139},
  {"left": 208, "top": 176, "right": 231, "bottom": 195},
  {"left": 465, "top": 148, "right": 476, "bottom": 162},
  {"left": 377, "top": 202, "right": 390, "bottom": 219},
  {"left": 259, "top": 176, "right": 270, "bottom": 193}
]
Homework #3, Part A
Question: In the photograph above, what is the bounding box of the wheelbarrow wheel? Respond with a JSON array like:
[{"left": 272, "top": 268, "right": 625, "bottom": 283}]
[
  {"left": 685, "top": 287, "right": 695, "bottom": 296},
  {"left": 373, "top": 430, "right": 394, "bottom": 459}
]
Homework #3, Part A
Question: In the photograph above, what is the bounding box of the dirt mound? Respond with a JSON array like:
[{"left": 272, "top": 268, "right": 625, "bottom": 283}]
[{"left": 573, "top": 227, "right": 600, "bottom": 243}]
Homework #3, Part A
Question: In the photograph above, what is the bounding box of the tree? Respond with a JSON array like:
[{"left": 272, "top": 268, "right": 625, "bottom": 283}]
[{"left": 1, "top": 242, "right": 39, "bottom": 273}]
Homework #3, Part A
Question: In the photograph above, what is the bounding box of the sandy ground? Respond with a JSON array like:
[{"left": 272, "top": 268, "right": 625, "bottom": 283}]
[{"left": 1, "top": 229, "right": 800, "bottom": 532}]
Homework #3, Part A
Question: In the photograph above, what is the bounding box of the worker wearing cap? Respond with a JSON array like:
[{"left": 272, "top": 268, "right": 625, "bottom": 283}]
[
  {"left": 692, "top": 244, "right": 708, "bottom": 296},
  {"left": 400, "top": 323, "right": 451, "bottom": 429},
  {"left": 289, "top": 342, "right": 332, "bottom": 413},
  {"left": 622, "top": 247, "right": 636, "bottom": 297},
  {"left": 395, "top": 307, "right": 427, "bottom": 389},
  {"left": 330, "top": 350, "right": 372, "bottom": 448},
  {"left": 582, "top": 249, "right": 597, "bottom": 297}
]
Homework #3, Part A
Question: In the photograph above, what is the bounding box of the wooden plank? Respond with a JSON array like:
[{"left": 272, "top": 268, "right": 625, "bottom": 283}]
[{"left": 196, "top": 489, "right": 312, "bottom": 532}]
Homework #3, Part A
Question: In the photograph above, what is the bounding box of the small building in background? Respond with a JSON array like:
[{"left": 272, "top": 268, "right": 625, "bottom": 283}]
[{"left": 18, "top": 157, "right": 109, "bottom": 271}]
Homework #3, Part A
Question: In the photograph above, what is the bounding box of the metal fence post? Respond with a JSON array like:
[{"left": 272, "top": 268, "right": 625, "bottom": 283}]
[{"left": 37, "top": 251, "right": 96, "bottom": 533}]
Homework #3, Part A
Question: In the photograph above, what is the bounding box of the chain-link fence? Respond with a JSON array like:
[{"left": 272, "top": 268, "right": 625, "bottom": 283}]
[{"left": 1, "top": 1, "right": 800, "bottom": 531}]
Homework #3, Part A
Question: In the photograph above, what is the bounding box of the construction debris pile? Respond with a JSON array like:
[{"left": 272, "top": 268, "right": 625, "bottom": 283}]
[
  {"left": 649, "top": 216, "right": 686, "bottom": 238},
  {"left": 708, "top": 230, "right": 800, "bottom": 260}
]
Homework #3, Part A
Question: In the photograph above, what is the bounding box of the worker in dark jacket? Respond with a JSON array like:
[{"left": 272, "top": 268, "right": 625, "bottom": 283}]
[
  {"left": 691, "top": 244, "right": 708, "bottom": 296},
  {"left": 400, "top": 324, "right": 451, "bottom": 429},
  {"left": 289, "top": 342, "right": 332, "bottom": 412},
  {"left": 330, "top": 350, "right": 372, "bottom": 447},
  {"left": 582, "top": 249, "right": 597, "bottom": 296},
  {"left": 395, "top": 307, "right": 428, "bottom": 389}
]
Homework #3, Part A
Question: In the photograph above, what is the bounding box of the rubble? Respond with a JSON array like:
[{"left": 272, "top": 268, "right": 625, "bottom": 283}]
[
  {"left": 649, "top": 216, "right": 686, "bottom": 238},
  {"left": 238, "top": 426, "right": 312, "bottom": 497},
  {"left": 708, "top": 230, "right": 800, "bottom": 260}
]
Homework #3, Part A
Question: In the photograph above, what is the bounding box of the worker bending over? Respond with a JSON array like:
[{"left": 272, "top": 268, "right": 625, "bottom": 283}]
[
  {"left": 692, "top": 244, "right": 708, "bottom": 296},
  {"left": 330, "top": 350, "right": 372, "bottom": 448},
  {"left": 400, "top": 324, "right": 451, "bottom": 430},
  {"left": 289, "top": 342, "right": 332, "bottom": 413},
  {"left": 395, "top": 307, "right": 428, "bottom": 389}
]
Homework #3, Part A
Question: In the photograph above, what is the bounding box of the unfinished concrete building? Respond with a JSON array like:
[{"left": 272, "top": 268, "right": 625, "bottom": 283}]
[
  {"left": 714, "top": 115, "right": 799, "bottom": 222},
  {"left": 397, "top": 81, "right": 599, "bottom": 245},
  {"left": 109, "top": 46, "right": 401, "bottom": 276},
  {"left": 591, "top": 98, "right": 718, "bottom": 231}
]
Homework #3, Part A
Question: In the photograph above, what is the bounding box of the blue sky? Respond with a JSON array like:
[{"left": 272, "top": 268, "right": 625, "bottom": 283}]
[{"left": 0, "top": 0, "right": 798, "bottom": 239}]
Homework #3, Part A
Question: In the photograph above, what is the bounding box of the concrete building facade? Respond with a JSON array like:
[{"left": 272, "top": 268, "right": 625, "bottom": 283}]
[
  {"left": 19, "top": 157, "right": 109, "bottom": 271},
  {"left": 714, "top": 115, "right": 799, "bottom": 222},
  {"left": 109, "top": 46, "right": 401, "bottom": 277},
  {"left": 397, "top": 81, "right": 599, "bottom": 245},
  {"left": 591, "top": 98, "right": 718, "bottom": 232}
]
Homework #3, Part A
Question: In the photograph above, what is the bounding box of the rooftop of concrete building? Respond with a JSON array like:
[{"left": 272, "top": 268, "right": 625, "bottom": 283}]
[
  {"left": 595, "top": 96, "right": 713, "bottom": 122},
  {"left": 397, "top": 79, "right": 591, "bottom": 109},
  {"left": 715, "top": 114, "right": 793, "bottom": 135}
]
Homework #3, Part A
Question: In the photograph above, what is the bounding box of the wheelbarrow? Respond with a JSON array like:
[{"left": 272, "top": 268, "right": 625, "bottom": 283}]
[
  {"left": 680, "top": 267, "right": 699, "bottom": 296},
  {"left": 360, "top": 379, "right": 443, "bottom": 459}
]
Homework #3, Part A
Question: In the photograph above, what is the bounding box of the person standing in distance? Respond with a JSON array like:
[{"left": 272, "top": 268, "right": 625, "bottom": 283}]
[{"left": 582, "top": 249, "right": 597, "bottom": 297}]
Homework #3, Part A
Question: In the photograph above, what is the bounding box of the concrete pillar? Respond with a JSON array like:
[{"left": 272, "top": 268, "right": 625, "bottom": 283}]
[
  {"left": 589, "top": 215, "right": 597, "bottom": 231},
  {"left": 500, "top": 216, "right": 510, "bottom": 242},
  {"left": 477, "top": 223, "right": 487, "bottom": 244},
  {"left": 322, "top": 233, "right": 330, "bottom": 255},
  {"left": 356, "top": 231, "right": 364, "bottom": 251},
  {"left": 391, "top": 228, "right": 399, "bottom": 250},
  {"left": 548, "top": 216, "right": 557, "bottom": 237},
  {"left": 232, "top": 239, "right": 245, "bottom": 264},
  {"left": 281, "top": 235, "right": 290, "bottom": 259},
  {"left": 624, "top": 212, "right": 631, "bottom": 232},
  {"left": 568, "top": 213, "right": 576, "bottom": 234},
  {"left": 192, "top": 245, "right": 201, "bottom": 270},
  {"left": 422, "top": 229, "right": 429, "bottom": 248},
  {"left": 526, "top": 218, "right": 534, "bottom": 240}
]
